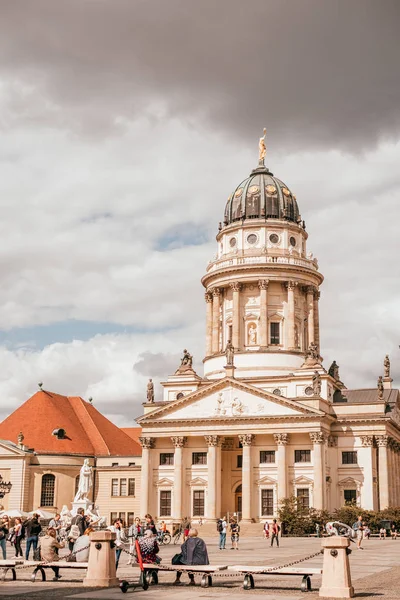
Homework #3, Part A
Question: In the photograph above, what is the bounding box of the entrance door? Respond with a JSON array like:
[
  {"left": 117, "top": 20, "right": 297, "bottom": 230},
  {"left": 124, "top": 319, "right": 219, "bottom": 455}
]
[{"left": 235, "top": 484, "right": 242, "bottom": 518}]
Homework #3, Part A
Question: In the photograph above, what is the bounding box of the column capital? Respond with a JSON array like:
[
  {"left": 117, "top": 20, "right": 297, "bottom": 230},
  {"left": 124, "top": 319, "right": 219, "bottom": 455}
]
[
  {"left": 309, "top": 432, "right": 325, "bottom": 444},
  {"left": 212, "top": 287, "right": 222, "bottom": 297},
  {"left": 286, "top": 280, "right": 298, "bottom": 291},
  {"left": 204, "top": 435, "right": 219, "bottom": 447},
  {"left": 376, "top": 435, "right": 390, "bottom": 447},
  {"left": 238, "top": 434, "right": 255, "bottom": 446},
  {"left": 313, "top": 289, "right": 321, "bottom": 300},
  {"left": 360, "top": 435, "right": 374, "bottom": 447},
  {"left": 205, "top": 292, "right": 213, "bottom": 303},
  {"left": 273, "top": 433, "right": 290, "bottom": 445},
  {"left": 171, "top": 436, "right": 187, "bottom": 448},
  {"left": 328, "top": 435, "right": 338, "bottom": 447},
  {"left": 258, "top": 279, "right": 269, "bottom": 290},
  {"left": 229, "top": 282, "right": 242, "bottom": 292},
  {"left": 306, "top": 285, "right": 316, "bottom": 295},
  {"left": 139, "top": 436, "right": 155, "bottom": 449}
]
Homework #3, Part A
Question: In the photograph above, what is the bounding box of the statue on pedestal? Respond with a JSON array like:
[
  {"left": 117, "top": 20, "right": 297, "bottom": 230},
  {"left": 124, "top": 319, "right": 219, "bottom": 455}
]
[
  {"left": 146, "top": 378, "right": 154, "bottom": 403},
  {"left": 259, "top": 128, "right": 267, "bottom": 164},
  {"left": 328, "top": 360, "right": 340, "bottom": 380},
  {"left": 377, "top": 375, "right": 384, "bottom": 400},
  {"left": 74, "top": 459, "right": 93, "bottom": 502},
  {"left": 384, "top": 355, "right": 390, "bottom": 378},
  {"left": 312, "top": 371, "right": 322, "bottom": 396},
  {"left": 225, "top": 339, "right": 234, "bottom": 366}
]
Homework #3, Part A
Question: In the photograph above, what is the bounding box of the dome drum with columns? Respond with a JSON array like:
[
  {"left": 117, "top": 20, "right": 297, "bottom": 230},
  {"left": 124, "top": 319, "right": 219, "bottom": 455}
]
[{"left": 137, "top": 131, "right": 399, "bottom": 526}]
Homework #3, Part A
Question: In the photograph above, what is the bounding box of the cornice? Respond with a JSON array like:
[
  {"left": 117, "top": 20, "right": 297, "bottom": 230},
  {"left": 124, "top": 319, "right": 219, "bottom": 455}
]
[
  {"left": 201, "top": 264, "right": 324, "bottom": 288},
  {"left": 138, "top": 414, "right": 330, "bottom": 426}
]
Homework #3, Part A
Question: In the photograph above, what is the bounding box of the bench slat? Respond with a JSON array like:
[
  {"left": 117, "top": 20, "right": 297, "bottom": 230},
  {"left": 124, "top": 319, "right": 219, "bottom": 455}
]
[
  {"left": 228, "top": 566, "right": 322, "bottom": 575},
  {"left": 142, "top": 563, "right": 227, "bottom": 572}
]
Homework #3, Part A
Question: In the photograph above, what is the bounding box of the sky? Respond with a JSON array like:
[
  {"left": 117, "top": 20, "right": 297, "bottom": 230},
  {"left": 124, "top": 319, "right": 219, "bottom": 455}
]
[{"left": 0, "top": 0, "right": 399, "bottom": 426}]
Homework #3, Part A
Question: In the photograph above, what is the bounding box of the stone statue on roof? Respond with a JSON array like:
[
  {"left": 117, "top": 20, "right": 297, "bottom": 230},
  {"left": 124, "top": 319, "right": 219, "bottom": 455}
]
[
  {"left": 312, "top": 371, "right": 322, "bottom": 396},
  {"left": 384, "top": 355, "right": 390, "bottom": 378},
  {"left": 328, "top": 360, "right": 340, "bottom": 380},
  {"left": 377, "top": 375, "right": 384, "bottom": 400},
  {"left": 259, "top": 127, "right": 267, "bottom": 164},
  {"left": 181, "top": 349, "right": 193, "bottom": 367},
  {"left": 74, "top": 458, "right": 93, "bottom": 502},
  {"left": 225, "top": 339, "right": 234, "bottom": 366},
  {"left": 147, "top": 378, "right": 154, "bottom": 403}
]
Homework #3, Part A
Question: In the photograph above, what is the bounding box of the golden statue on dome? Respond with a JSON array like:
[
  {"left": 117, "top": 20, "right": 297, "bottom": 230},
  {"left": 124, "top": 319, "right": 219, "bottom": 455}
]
[{"left": 258, "top": 127, "right": 267, "bottom": 165}]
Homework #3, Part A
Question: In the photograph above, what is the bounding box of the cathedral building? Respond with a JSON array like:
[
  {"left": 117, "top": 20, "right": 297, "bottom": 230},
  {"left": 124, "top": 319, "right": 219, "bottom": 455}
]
[{"left": 137, "top": 137, "right": 399, "bottom": 522}]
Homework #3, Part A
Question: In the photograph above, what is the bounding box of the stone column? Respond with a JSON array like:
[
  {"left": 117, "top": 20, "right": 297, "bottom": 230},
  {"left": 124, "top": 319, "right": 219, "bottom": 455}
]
[
  {"left": 306, "top": 286, "right": 315, "bottom": 347},
  {"left": 360, "top": 435, "right": 375, "bottom": 510},
  {"left": 205, "top": 292, "right": 213, "bottom": 357},
  {"left": 205, "top": 435, "right": 219, "bottom": 521},
  {"left": 258, "top": 279, "right": 269, "bottom": 348},
  {"left": 212, "top": 288, "right": 222, "bottom": 354},
  {"left": 230, "top": 282, "right": 242, "bottom": 350},
  {"left": 139, "top": 437, "right": 154, "bottom": 517},
  {"left": 376, "top": 435, "right": 390, "bottom": 510},
  {"left": 395, "top": 443, "right": 400, "bottom": 507},
  {"left": 313, "top": 289, "right": 320, "bottom": 352},
  {"left": 287, "top": 281, "right": 296, "bottom": 349},
  {"left": 274, "top": 433, "right": 289, "bottom": 506},
  {"left": 310, "top": 432, "right": 325, "bottom": 509},
  {"left": 239, "top": 434, "right": 255, "bottom": 522},
  {"left": 171, "top": 436, "right": 187, "bottom": 520}
]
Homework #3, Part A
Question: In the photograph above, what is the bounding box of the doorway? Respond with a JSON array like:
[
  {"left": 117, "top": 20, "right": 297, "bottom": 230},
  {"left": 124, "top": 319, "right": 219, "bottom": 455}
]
[{"left": 235, "top": 483, "right": 242, "bottom": 514}]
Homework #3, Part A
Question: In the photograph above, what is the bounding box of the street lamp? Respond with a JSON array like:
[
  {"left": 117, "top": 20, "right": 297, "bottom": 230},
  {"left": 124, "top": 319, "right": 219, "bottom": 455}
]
[{"left": 0, "top": 475, "right": 12, "bottom": 499}]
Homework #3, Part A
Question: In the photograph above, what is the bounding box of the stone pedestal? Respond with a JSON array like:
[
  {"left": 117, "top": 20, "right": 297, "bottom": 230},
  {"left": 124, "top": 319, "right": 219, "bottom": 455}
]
[
  {"left": 83, "top": 530, "right": 119, "bottom": 587},
  {"left": 71, "top": 498, "right": 91, "bottom": 516},
  {"left": 319, "top": 537, "right": 354, "bottom": 598}
]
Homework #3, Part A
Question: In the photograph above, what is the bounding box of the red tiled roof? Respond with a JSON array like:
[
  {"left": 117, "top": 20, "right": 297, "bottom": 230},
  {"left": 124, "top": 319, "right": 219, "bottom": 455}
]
[
  {"left": 0, "top": 390, "right": 142, "bottom": 457},
  {"left": 121, "top": 427, "right": 142, "bottom": 446}
]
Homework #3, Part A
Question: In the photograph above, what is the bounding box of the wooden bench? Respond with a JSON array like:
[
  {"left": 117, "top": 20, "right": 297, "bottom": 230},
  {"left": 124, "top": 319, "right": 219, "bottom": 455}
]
[
  {"left": 0, "top": 559, "right": 19, "bottom": 582},
  {"left": 228, "top": 565, "right": 322, "bottom": 592},
  {"left": 120, "top": 563, "right": 228, "bottom": 591},
  {"left": 23, "top": 560, "right": 88, "bottom": 582}
]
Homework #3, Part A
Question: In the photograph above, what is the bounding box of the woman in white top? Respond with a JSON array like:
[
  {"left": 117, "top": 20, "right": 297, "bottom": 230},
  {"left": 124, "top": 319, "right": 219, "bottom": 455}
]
[{"left": 73, "top": 527, "right": 94, "bottom": 562}]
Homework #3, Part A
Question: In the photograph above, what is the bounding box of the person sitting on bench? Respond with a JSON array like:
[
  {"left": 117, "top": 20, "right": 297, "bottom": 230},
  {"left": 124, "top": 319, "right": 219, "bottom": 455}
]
[
  {"left": 40, "top": 527, "right": 65, "bottom": 581},
  {"left": 173, "top": 528, "right": 209, "bottom": 586}
]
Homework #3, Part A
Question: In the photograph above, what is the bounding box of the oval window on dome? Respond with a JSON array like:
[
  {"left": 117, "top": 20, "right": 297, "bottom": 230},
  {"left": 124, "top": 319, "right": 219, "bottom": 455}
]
[
  {"left": 282, "top": 187, "right": 291, "bottom": 197},
  {"left": 235, "top": 188, "right": 243, "bottom": 197},
  {"left": 266, "top": 184, "right": 277, "bottom": 195},
  {"left": 248, "top": 185, "right": 259, "bottom": 194},
  {"left": 305, "top": 386, "right": 314, "bottom": 397},
  {"left": 289, "top": 236, "right": 296, "bottom": 247},
  {"left": 247, "top": 233, "right": 257, "bottom": 245},
  {"left": 229, "top": 237, "right": 237, "bottom": 248},
  {"left": 273, "top": 388, "right": 282, "bottom": 396},
  {"left": 269, "top": 233, "right": 279, "bottom": 244}
]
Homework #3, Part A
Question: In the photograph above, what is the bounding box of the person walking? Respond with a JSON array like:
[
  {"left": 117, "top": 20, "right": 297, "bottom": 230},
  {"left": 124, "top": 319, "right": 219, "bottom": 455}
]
[
  {"left": 230, "top": 520, "right": 240, "bottom": 550},
  {"left": 41, "top": 528, "right": 65, "bottom": 581},
  {"left": 23, "top": 513, "right": 42, "bottom": 560},
  {"left": 264, "top": 520, "right": 270, "bottom": 539},
  {"left": 0, "top": 516, "right": 9, "bottom": 559},
  {"left": 12, "top": 517, "right": 24, "bottom": 558},
  {"left": 271, "top": 519, "right": 280, "bottom": 547},
  {"left": 127, "top": 516, "right": 142, "bottom": 565},
  {"left": 352, "top": 516, "right": 364, "bottom": 550},
  {"left": 173, "top": 528, "right": 209, "bottom": 586},
  {"left": 67, "top": 508, "right": 86, "bottom": 552},
  {"left": 108, "top": 519, "right": 124, "bottom": 569},
  {"left": 218, "top": 516, "right": 227, "bottom": 550}
]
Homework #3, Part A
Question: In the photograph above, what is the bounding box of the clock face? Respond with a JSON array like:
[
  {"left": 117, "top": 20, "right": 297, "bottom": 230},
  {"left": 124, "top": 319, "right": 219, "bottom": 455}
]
[
  {"left": 266, "top": 184, "right": 277, "bottom": 195},
  {"left": 290, "top": 236, "right": 296, "bottom": 247},
  {"left": 269, "top": 233, "right": 279, "bottom": 244}
]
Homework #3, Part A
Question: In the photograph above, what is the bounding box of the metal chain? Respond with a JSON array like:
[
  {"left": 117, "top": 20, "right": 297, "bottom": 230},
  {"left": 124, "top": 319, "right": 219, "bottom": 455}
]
[
  {"left": 12, "top": 543, "right": 91, "bottom": 571},
  {"left": 120, "top": 546, "right": 323, "bottom": 578}
]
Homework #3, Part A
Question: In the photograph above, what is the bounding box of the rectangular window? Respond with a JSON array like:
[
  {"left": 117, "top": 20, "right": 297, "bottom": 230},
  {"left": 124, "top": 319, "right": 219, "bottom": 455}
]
[
  {"left": 160, "top": 453, "right": 174, "bottom": 466},
  {"left": 260, "top": 450, "right": 275, "bottom": 464},
  {"left": 237, "top": 455, "right": 243, "bottom": 468},
  {"left": 111, "top": 462, "right": 119, "bottom": 467},
  {"left": 128, "top": 478, "right": 135, "bottom": 496},
  {"left": 160, "top": 491, "right": 172, "bottom": 516},
  {"left": 110, "top": 512, "right": 118, "bottom": 523},
  {"left": 270, "top": 322, "right": 280, "bottom": 345},
  {"left": 111, "top": 478, "right": 119, "bottom": 497},
  {"left": 193, "top": 490, "right": 205, "bottom": 516},
  {"left": 192, "top": 452, "right": 207, "bottom": 465},
  {"left": 261, "top": 489, "right": 274, "bottom": 515},
  {"left": 127, "top": 512, "right": 135, "bottom": 527},
  {"left": 120, "top": 478, "right": 127, "bottom": 496},
  {"left": 128, "top": 462, "right": 136, "bottom": 467},
  {"left": 342, "top": 451, "right": 358, "bottom": 465},
  {"left": 344, "top": 489, "right": 357, "bottom": 504},
  {"left": 118, "top": 512, "right": 126, "bottom": 525},
  {"left": 297, "top": 488, "right": 310, "bottom": 510},
  {"left": 295, "top": 449, "right": 311, "bottom": 463}
]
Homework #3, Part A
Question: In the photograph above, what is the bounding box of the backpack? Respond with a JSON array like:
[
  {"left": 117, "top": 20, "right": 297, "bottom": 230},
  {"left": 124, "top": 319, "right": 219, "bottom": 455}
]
[
  {"left": 217, "top": 520, "right": 223, "bottom": 533},
  {"left": 277, "top": 525, "right": 281, "bottom": 532},
  {"left": 68, "top": 523, "right": 80, "bottom": 540}
]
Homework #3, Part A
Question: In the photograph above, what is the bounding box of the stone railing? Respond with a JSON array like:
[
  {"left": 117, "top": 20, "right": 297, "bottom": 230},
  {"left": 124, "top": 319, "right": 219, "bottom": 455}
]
[{"left": 206, "top": 254, "right": 318, "bottom": 273}]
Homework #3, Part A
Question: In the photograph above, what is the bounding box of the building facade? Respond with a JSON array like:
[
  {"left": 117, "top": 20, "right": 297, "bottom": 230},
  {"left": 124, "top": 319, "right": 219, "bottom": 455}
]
[{"left": 137, "top": 145, "right": 399, "bottom": 522}]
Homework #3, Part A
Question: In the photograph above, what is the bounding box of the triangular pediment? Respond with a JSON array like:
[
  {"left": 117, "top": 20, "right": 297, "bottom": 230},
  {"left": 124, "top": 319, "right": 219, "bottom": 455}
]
[
  {"left": 0, "top": 440, "right": 27, "bottom": 456},
  {"left": 156, "top": 477, "right": 174, "bottom": 487},
  {"left": 292, "top": 475, "right": 314, "bottom": 485},
  {"left": 137, "top": 378, "right": 323, "bottom": 423},
  {"left": 256, "top": 475, "right": 277, "bottom": 486}
]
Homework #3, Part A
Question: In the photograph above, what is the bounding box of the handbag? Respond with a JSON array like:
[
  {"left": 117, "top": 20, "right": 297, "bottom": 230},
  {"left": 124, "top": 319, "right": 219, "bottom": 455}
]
[{"left": 172, "top": 553, "right": 183, "bottom": 565}]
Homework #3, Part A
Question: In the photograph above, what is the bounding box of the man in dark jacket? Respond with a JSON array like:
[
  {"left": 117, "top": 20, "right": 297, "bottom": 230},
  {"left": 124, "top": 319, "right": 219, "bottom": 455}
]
[
  {"left": 173, "top": 528, "right": 209, "bottom": 586},
  {"left": 24, "top": 514, "right": 42, "bottom": 560},
  {"left": 67, "top": 508, "right": 87, "bottom": 552}
]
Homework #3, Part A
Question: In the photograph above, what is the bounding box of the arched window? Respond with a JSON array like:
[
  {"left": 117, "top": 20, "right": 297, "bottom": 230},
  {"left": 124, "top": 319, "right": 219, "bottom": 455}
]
[{"left": 40, "top": 474, "right": 55, "bottom": 507}]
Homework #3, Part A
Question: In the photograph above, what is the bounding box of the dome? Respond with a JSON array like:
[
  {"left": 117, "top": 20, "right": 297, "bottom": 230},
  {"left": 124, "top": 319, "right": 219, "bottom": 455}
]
[{"left": 223, "top": 164, "right": 300, "bottom": 226}]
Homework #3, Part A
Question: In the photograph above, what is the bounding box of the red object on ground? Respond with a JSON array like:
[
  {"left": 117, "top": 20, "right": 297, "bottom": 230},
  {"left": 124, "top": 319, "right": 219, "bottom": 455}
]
[{"left": 135, "top": 539, "right": 144, "bottom": 572}]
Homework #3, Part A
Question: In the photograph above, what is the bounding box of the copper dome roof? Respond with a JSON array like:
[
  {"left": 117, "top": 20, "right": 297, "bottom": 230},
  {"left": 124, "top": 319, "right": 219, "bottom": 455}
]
[{"left": 223, "top": 165, "right": 300, "bottom": 226}]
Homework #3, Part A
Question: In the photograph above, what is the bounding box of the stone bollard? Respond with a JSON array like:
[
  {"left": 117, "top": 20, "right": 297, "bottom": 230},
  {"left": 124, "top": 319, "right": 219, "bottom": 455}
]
[
  {"left": 319, "top": 537, "right": 354, "bottom": 598},
  {"left": 83, "top": 530, "right": 120, "bottom": 587}
]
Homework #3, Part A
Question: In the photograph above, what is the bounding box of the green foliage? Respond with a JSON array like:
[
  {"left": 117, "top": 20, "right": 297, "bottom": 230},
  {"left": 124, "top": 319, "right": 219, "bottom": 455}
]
[{"left": 277, "top": 497, "right": 400, "bottom": 536}]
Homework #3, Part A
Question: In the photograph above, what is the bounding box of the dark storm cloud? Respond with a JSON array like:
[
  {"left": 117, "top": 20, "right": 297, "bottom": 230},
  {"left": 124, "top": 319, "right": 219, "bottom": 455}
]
[{"left": 1, "top": 0, "right": 399, "bottom": 150}]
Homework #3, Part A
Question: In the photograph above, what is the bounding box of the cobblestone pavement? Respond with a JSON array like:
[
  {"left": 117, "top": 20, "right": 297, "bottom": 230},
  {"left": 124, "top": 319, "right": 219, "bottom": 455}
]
[{"left": 0, "top": 536, "right": 399, "bottom": 598}]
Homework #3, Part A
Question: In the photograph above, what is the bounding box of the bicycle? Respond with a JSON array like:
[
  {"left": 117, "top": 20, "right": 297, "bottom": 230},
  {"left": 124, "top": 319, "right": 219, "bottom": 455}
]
[
  {"left": 156, "top": 531, "right": 171, "bottom": 545},
  {"left": 173, "top": 529, "right": 183, "bottom": 545}
]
